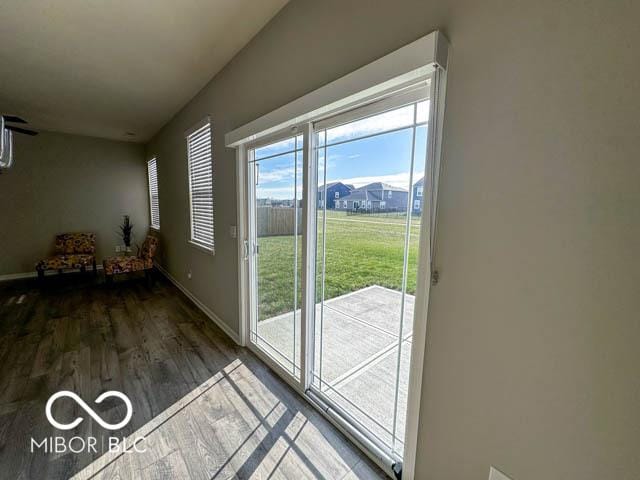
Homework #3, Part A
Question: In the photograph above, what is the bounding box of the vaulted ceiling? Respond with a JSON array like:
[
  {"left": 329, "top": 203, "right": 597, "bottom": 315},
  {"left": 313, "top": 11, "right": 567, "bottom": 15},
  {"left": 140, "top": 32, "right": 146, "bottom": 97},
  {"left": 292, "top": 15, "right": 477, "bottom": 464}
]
[{"left": 0, "top": 0, "right": 288, "bottom": 142}]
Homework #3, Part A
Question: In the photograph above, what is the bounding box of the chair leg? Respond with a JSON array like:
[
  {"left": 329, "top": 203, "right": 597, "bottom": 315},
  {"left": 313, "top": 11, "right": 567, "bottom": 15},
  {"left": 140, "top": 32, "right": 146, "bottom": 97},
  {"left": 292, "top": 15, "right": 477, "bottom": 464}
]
[
  {"left": 93, "top": 259, "right": 98, "bottom": 277},
  {"left": 145, "top": 270, "right": 152, "bottom": 288}
]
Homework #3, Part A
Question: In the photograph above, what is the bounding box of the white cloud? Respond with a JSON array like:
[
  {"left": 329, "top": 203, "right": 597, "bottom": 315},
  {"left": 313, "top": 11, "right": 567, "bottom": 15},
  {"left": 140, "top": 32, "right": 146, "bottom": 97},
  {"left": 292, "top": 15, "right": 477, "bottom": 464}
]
[
  {"left": 257, "top": 164, "right": 303, "bottom": 183},
  {"left": 323, "top": 100, "right": 429, "bottom": 145},
  {"left": 328, "top": 172, "right": 424, "bottom": 189}
]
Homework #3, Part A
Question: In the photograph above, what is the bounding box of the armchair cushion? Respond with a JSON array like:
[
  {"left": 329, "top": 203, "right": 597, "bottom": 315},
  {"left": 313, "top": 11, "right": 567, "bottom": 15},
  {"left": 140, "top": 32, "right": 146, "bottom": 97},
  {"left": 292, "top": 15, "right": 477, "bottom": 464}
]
[
  {"left": 103, "top": 234, "right": 158, "bottom": 276},
  {"left": 37, "top": 232, "right": 97, "bottom": 274},
  {"left": 37, "top": 254, "right": 95, "bottom": 271},
  {"left": 103, "top": 256, "right": 153, "bottom": 275}
]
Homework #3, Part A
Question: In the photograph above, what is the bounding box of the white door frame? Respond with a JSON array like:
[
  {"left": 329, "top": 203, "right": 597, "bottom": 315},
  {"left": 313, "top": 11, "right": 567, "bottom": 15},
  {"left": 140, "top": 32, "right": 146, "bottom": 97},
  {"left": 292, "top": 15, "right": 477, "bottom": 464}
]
[
  {"left": 401, "top": 65, "right": 447, "bottom": 480},
  {"left": 240, "top": 128, "right": 309, "bottom": 392},
  {"left": 231, "top": 31, "right": 449, "bottom": 479}
]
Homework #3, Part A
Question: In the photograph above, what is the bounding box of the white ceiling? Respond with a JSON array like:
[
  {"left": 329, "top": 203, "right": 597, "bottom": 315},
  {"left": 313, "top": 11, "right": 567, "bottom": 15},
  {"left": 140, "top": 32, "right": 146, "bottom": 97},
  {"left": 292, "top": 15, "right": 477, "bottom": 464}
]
[{"left": 0, "top": 0, "right": 288, "bottom": 142}]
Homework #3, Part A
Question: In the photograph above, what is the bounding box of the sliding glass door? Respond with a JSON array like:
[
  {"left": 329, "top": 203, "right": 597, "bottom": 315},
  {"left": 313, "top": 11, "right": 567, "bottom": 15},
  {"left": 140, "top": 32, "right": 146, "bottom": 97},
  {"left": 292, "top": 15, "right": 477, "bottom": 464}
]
[
  {"left": 247, "top": 134, "right": 304, "bottom": 380},
  {"left": 244, "top": 83, "right": 432, "bottom": 464},
  {"left": 312, "top": 86, "right": 429, "bottom": 458}
]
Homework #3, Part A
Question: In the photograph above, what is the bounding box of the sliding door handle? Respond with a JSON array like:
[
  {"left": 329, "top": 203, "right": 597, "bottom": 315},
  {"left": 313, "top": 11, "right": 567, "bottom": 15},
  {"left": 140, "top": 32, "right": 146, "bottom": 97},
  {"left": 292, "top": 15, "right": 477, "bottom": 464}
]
[{"left": 243, "top": 240, "right": 249, "bottom": 260}]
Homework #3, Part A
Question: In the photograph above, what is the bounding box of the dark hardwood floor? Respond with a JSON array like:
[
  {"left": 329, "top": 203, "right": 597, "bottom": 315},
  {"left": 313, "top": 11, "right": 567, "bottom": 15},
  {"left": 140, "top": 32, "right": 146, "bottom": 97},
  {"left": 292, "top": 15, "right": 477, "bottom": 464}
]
[{"left": 0, "top": 273, "right": 385, "bottom": 479}]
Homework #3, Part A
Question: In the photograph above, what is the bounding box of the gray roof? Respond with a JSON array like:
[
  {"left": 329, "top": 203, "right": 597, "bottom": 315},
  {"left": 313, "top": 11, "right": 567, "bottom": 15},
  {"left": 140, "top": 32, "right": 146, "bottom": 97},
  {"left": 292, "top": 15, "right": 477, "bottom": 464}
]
[
  {"left": 359, "top": 182, "right": 408, "bottom": 192},
  {"left": 330, "top": 181, "right": 411, "bottom": 202},
  {"left": 340, "top": 188, "right": 383, "bottom": 202},
  {"left": 318, "top": 181, "right": 354, "bottom": 192}
]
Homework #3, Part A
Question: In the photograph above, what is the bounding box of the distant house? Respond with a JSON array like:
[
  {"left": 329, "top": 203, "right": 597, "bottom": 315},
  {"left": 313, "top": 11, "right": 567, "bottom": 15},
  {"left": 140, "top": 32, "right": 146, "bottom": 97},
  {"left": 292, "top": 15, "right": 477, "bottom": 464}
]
[
  {"left": 318, "top": 181, "right": 354, "bottom": 209},
  {"left": 412, "top": 177, "right": 425, "bottom": 214},
  {"left": 335, "top": 182, "right": 408, "bottom": 211}
]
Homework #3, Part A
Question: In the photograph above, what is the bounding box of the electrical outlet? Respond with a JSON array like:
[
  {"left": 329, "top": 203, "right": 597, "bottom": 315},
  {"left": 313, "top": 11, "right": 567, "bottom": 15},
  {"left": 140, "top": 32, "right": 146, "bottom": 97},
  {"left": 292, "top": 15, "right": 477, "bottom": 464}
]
[
  {"left": 489, "top": 466, "right": 513, "bottom": 480},
  {"left": 229, "top": 225, "right": 237, "bottom": 238},
  {"left": 115, "top": 245, "right": 121, "bottom": 253}
]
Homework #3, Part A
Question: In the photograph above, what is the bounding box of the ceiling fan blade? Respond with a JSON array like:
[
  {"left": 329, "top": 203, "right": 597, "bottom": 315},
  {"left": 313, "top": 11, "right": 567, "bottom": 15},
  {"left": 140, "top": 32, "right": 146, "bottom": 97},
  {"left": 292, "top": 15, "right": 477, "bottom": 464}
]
[
  {"left": 5, "top": 125, "right": 38, "bottom": 136},
  {"left": 2, "top": 115, "right": 28, "bottom": 124}
]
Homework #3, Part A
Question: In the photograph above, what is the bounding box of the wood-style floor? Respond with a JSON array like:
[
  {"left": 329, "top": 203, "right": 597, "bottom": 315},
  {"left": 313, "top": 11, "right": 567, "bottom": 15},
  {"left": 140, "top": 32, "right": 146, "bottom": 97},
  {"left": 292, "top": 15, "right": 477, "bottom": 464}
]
[{"left": 0, "top": 273, "right": 385, "bottom": 479}]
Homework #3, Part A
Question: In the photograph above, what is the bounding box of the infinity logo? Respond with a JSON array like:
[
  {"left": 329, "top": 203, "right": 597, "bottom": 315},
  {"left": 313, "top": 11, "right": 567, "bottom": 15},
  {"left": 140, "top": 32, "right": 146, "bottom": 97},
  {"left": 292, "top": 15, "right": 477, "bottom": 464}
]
[{"left": 45, "top": 391, "right": 133, "bottom": 431}]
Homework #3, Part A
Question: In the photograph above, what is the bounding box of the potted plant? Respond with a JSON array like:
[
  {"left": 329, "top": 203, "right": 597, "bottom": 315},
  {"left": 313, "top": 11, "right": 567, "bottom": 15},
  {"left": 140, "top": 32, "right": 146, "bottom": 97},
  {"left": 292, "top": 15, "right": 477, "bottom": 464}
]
[{"left": 119, "top": 215, "right": 134, "bottom": 253}]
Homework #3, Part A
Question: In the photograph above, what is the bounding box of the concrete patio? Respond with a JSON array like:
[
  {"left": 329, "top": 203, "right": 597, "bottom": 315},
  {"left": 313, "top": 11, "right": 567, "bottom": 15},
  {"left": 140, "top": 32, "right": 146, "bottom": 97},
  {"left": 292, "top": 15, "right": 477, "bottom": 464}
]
[{"left": 254, "top": 285, "right": 414, "bottom": 455}]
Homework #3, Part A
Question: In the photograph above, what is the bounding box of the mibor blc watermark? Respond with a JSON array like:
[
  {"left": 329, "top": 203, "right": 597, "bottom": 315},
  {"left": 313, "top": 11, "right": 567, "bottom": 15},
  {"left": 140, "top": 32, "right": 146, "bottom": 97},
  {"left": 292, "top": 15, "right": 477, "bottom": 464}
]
[{"left": 30, "top": 390, "right": 146, "bottom": 454}]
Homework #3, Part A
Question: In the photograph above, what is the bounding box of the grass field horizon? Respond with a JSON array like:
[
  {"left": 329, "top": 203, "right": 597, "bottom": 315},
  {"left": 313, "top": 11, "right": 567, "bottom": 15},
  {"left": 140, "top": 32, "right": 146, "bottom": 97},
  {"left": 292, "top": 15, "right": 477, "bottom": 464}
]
[{"left": 257, "top": 209, "right": 421, "bottom": 320}]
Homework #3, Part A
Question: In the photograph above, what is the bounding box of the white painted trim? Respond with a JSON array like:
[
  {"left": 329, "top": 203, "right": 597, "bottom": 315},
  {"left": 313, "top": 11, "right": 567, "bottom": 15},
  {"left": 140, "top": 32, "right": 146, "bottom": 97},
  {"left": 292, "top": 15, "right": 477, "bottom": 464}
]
[
  {"left": 154, "top": 262, "right": 240, "bottom": 345},
  {"left": 244, "top": 129, "right": 305, "bottom": 390},
  {"left": 300, "top": 122, "right": 317, "bottom": 392},
  {"left": 225, "top": 31, "right": 448, "bottom": 148},
  {"left": 312, "top": 85, "right": 428, "bottom": 131},
  {"left": 402, "top": 66, "right": 448, "bottom": 480},
  {"left": 0, "top": 265, "right": 104, "bottom": 282},
  {"left": 0, "top": 271, "right": 39, "bottom": 282},
  {"left": 235, "top": 144, "right": 248, "bottom": 347}
]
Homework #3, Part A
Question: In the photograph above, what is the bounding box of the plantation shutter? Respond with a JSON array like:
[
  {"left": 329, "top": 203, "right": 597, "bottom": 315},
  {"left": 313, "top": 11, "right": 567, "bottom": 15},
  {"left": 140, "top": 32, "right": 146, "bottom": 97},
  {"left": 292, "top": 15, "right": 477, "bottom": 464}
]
[
  {"left": 147, "top": 158, "right": 160, "bottom": 229},
  {"left": 187, "top": 120, "right": 215, "bottom": 251}
]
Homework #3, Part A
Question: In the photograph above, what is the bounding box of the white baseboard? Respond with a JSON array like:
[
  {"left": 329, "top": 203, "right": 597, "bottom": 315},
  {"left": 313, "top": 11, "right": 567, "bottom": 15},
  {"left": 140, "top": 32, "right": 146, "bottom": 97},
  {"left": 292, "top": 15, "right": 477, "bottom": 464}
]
[
  {"left": 154, "top": 262, "right": 240, "bottom": 345},
  {"left": 0, "top": 271, "right": 37, "bottom": 282},
  {"left": 0, "top": 272, "right": 38, "bottom": 282},
  {"left": 0, "top": 265, "right": 103, "bottom": 282}
]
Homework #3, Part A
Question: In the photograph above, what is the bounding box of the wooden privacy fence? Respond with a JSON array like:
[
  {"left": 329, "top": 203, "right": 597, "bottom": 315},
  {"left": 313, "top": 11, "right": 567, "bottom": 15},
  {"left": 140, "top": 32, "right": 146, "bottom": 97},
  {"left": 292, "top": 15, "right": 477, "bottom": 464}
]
[{"left": 257, "top": 206, "right": 302, "bottom": 236}]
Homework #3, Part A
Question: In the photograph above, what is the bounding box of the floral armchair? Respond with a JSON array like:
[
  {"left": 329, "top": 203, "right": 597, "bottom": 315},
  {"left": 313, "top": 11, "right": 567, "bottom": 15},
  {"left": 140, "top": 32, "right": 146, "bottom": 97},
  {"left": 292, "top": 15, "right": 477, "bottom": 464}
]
[
  {"left": 36, "top": 232, "right": 97, "bottom": 279},
  {"left": 103, "top": 234, "right": 159, "bottom": 282}
]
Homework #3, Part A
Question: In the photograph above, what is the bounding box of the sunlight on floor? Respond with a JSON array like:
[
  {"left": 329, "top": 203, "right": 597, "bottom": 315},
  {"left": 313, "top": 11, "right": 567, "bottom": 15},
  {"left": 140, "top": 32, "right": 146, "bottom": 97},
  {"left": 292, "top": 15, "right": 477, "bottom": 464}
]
[{"left": 70, "top": 359, "right": 381, "bottom": 479}]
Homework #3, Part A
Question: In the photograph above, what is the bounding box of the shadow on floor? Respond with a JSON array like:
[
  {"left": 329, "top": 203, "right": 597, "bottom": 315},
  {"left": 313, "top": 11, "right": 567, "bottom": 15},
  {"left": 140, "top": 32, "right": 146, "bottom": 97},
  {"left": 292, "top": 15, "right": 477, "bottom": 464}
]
[{"left": 0, "top": 274, "right": 385, "bottom": 479}]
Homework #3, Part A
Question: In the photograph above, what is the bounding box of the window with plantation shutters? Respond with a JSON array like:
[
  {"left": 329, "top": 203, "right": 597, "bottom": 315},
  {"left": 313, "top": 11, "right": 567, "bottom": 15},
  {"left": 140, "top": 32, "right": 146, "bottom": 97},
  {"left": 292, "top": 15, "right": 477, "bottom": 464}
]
[
  {"left": 186, "top": 119, "right": 215, "bottom": 251},
  {"left": 147, "top": 158, "right": 160, "bottom": 229}
]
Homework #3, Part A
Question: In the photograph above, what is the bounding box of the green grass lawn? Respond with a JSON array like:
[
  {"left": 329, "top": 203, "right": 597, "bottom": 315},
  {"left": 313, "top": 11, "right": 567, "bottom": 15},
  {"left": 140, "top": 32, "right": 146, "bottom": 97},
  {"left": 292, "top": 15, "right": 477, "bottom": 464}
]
[{"left": 257, "top": 210, "right": 421, "bottom": 320}]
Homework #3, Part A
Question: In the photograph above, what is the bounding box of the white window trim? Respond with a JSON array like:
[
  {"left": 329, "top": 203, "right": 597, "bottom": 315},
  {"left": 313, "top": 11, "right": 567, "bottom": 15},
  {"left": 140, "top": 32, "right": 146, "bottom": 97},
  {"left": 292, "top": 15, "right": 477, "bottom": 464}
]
[
  {"left": 229, "top": 30, "right": 449, "bottom": 479},
  {"left": 186, "top": 117, "right": 215, "bottom": 254},
  {"left": 147, "top": 157, "right": 160, "bottom": 230},
  {"left": 225, "top": 31, "right": 447, "bottom": 148}
]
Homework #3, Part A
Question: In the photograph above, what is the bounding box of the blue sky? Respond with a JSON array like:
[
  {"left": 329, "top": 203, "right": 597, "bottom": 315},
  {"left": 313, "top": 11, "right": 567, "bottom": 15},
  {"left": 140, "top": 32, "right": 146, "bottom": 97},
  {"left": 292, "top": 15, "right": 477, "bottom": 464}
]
[{"left": 255, "top": 101, "right": 429, "bottom": 199}]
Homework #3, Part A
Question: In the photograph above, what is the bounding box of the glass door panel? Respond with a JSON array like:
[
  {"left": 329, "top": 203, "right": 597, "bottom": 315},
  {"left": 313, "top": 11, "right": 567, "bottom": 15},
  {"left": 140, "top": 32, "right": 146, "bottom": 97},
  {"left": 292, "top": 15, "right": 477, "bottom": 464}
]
[
  {"left": 312, "top": 88, "right": 429, "bottom": 456},
  {"left": 248, "top": 134, "right": 303, "bottom": 379}
]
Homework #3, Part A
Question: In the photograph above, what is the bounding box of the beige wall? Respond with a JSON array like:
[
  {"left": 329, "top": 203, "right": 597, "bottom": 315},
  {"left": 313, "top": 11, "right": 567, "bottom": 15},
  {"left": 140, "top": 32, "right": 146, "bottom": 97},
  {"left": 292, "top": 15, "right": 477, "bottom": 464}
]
[
  {"left": 0, "top": 132, "right": 148, "bottom": 275},
  {"left": 147, "top": 0, "right": 640, "bottom": 478}
]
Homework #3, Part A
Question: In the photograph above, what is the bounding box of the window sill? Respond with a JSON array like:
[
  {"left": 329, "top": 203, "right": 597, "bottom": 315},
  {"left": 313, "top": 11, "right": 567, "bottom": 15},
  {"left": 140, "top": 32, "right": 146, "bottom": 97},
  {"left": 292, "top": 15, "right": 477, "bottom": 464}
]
[{"left": 189, "top": 240, "right": 215, "bottom": 256}]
